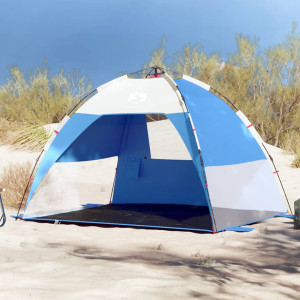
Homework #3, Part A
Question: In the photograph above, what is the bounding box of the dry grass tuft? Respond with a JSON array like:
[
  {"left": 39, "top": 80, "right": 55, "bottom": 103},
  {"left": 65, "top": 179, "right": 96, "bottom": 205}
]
[
  {"left": 191, "top": 251, "right": 216, "bottom": 268},
  {"left": 7, "top": 124, "right": 51, "bottom": 151},
  {"left": 0, "top": 118, "right": 17, "bottom": 143},
  {"left": 0, "top": 161, "right": 33, "bottom": 209},
  {"left": 281, "top": 131, "right": 300, "bottom": 168},
  {"left": 292, "top": 152, "right": 300, "bottom": 168},
  {"left": 0, "top": 119, "right": 50, "bottom": 151}
]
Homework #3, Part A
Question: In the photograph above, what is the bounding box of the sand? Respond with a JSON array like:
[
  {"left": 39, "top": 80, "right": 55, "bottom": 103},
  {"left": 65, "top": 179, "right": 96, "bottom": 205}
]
[{"left": 0, "top": 120, "right": 299, "bottom": 299}]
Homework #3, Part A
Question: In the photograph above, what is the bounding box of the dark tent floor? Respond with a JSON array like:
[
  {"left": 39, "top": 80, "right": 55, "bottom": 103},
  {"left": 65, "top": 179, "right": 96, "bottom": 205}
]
[{"left": 31, "top": 204, "right": 213, "bottom": 232}]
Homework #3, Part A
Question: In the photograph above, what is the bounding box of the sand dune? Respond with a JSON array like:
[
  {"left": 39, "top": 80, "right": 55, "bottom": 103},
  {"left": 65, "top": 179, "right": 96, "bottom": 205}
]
[{"left": 0, "top": 120, "right": 299, "bottom": 299}]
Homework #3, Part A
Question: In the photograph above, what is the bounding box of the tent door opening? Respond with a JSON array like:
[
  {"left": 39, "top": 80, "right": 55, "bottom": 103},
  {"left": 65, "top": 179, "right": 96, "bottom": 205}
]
[{"left": 23, "top": 113, "right": 212, "bottom": 231}]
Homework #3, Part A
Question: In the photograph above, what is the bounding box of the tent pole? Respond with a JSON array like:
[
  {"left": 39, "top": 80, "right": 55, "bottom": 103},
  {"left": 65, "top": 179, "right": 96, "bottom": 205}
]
[
  {"left": 16, "top": 149, "right": 44, "bottom": 219},
  {"left": 109, "top": 166, "right": 118, "bottom": 204},
  {"left": 209, "top": 87, "right": 238, "bottom": 111},
  {"left": 261, "top": 143, "right": 293, "bottom": 214},
  {"left": 109, "top": 115, "right": 131, "bottom": 204},
  {"left": 68, "top": 88, "right": 98, "bottom": 116}
]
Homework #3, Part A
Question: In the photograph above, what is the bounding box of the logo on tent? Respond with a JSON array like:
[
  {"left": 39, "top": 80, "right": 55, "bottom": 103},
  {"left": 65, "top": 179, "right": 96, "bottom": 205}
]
[{"left": 128, "top": 91, "right": 147, "bottom": 104}]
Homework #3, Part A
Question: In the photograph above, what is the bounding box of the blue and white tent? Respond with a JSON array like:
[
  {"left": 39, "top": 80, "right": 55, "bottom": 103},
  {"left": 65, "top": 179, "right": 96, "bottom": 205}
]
[{"left": 20, "top": 73, "right": 288, "bottom": 232}]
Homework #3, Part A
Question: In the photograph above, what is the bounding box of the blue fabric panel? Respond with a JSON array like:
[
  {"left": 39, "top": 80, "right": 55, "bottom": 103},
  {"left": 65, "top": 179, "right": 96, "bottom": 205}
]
[
  {"left": 167, "top": 112, "right": 207, "bottom": 186},
  {"left": 276, "top": 213, "right": 294, "bottom": 218},
  {"left": 167, "top": 113, "right": 200, "bottom": 165},
  {"left": 113, "top": 114, "right": 150, "bottom": 202},
  {"left": 175, "top": 79, "right": 266, "bottom": 166},
  {"left": 57, "top": 115, "right": 126, "bottom": 162},
  {"left": 25, "top": 113, "right": 101, "bottom": 208},
  {"left": 224, "top": 226, "right": 254, "bottom": 232},
  {"left": 126, "top": 157, "right": 141, "bottom": 179},
  {"left": 166, "top": 112, "right": 211, "bottom": 208},
  {"left": 113, "top": 159, "right": 208, "bottom": 206},
  {"left": 118, "top": 115, "right": 151, "bottom": 157},
  {"left": 81, "top": 204, "right": 103, "bottom": 208},
  {"left": 112, "top": 114, "right": 208, "bottom": 206}
]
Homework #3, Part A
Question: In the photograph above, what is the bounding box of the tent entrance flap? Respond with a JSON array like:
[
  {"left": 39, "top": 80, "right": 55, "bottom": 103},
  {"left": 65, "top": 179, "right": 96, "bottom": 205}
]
[{"left": 27, "top": 204, "right": 213, "bottom": 231}]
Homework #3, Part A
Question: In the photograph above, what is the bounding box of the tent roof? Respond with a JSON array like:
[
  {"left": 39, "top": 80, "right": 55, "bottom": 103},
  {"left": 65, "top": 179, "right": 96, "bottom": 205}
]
[{"left": 76, "top": 74, "right": 187, "bottom": 115}]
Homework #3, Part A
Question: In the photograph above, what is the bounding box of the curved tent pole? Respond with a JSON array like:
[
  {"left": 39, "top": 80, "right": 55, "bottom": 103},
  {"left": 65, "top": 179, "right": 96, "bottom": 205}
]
[
  {"left": 16, "top": 150, "right": 44, "bottom": 219},
  {"left": 261, "top": 143, "right": 293, "bottom": 214},
  {"left": 68, "top": 88, "right": 98, "bottom": 116},
  {"left": 129, "top": 66, "right": 179, "bottom": 78},
  {"left": 209, "top": 87, "right": 239, "bottom": 112},
  {"left": 16, "top": 89, "right": 98, "bottom": 219}
]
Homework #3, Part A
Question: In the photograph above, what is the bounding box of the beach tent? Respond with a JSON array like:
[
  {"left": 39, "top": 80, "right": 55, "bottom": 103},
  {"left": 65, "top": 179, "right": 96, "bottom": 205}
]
[{"left": 19, "top": 72, "right": 288, "bottom": 232}]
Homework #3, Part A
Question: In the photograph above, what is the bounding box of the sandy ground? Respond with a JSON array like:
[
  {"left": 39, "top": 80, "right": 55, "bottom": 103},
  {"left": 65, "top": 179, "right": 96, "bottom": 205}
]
[{"left": 0, "top": 120, "right": 299, "bottom": 299}]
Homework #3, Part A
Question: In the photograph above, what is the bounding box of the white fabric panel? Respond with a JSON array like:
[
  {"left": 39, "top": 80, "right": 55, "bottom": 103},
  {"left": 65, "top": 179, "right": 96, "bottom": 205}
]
[
  {"left": 77, "top": 76, "right": 186, "bottom": 115},
  {"left": 44, "top": 115, "right": 70, "bottom": 151},
  {"left": 236, "top": 111, "right": 282, "bottom": 190},
  {"left": 164, "top": 73, "right": 184, "bottom": 102},
  {"left": 182, "top": 75, "right": 210, "bottom": 91},
  {"left": 43, "top": 132, "right": 56, "bottom": 151},
  {"left": 205, "top": 159, "right": 286, "bottom": 212},
  {"left": 24, "top": 157, "right": 117, "bottom": 217},
  {"left": 236, "top": 111, "right": 264, "bottom": 144}
]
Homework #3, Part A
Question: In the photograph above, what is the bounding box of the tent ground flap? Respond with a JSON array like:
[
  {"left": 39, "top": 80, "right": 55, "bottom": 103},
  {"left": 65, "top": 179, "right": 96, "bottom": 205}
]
[{"left": 23, "top": 204, "right": 213, "bottom": 231}]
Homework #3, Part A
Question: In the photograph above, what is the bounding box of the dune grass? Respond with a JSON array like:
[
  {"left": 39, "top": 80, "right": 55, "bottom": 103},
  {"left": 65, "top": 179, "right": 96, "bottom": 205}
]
[
  {"left": 0, "top": 118, "right": 51, "bottom": 151},
  {"left": 9, "top": 124, "right": 51, "bottom": 151},
  {"left": 0, "top": 161, "right": 32, "bottom": 209},
  {"left": 0, "top": 65, "right": 91, "bottom": 124},
  {"left": 191, "top": 251, "right": 216, "bottom": 268},
  {"left": 282, "top": 131, "right": 300, "bottom": 168},
  {"left": 292, "top": 153, "right": 300, "bottom": 168},
  {"left": 0, "top": 64, "right": 91, "bottom": 151}
]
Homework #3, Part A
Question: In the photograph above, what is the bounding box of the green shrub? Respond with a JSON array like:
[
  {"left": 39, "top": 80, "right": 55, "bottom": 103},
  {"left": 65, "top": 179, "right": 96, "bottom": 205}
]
[
  {"left": 0, "top": 63, "right": 92, "bottom": 150},
  {"left": 0, "top": 64, "right": 92, "bottom": 125}
]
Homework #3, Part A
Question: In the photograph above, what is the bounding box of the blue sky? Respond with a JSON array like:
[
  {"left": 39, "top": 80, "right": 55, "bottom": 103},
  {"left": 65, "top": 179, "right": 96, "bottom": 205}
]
[{"left": 0, "top": 0, "right": 299, "bottom": 87}]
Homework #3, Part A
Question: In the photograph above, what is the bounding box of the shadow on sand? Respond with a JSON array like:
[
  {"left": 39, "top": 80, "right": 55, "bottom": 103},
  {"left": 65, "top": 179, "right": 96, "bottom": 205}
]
[{"left": 46, "top": 222, "right": 300, "bottom": 299}]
